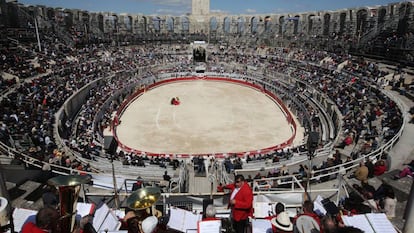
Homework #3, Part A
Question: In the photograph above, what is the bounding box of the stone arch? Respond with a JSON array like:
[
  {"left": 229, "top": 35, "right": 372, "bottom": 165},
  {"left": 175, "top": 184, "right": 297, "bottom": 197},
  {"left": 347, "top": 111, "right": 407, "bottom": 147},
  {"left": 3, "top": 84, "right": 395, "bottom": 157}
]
[
  {"left": 356, "top": 9, "right": 368, "bottom": 35},
  {"left": 124, "top": 15, "right": 133, "bottom": 32},
  {"left": 223, "top": 17, "right": 231, "bottom": 34},
  {"left": 279, "top": 16, "right": 285, "bottom": 34},
  {"left": 166, "top": 17, "right": 174, "bottom": 32},
  {"left": 323, "top": 13, "right": 331, "bottom": 36},
  {"left": 397, "top": 2, "right": 412, "bottom": 34},
  {"left": 237, "top": 17, "right": 245, "bottom": 34},
  {"left": 307, "top": 14, "right": 315, "bottom": 34},
  {"left": 112, "top": 14, "right": 118, "bottom": 32},
  {"left": 292, "top": 15, "right": 300, "bottom": 34},
  {"left": 377, "top": 8, "right": 386, "bottom": 30},
  {"left": 339, "top": 12, "right": 346, "bottom": 34},
  {"left": 210, "top": 17, "right": 218, "bottom": 32},
  {"left": 264, "top": 16, "right": 272, "bottom": 33},
  {"left": 64, "top": 11, "right": 73, "bottom": 29},
  {"left": 181, "top": 16, "right": 189, "bottom": 33},
  {"left": 46, "top": 8, "right": 55, "bottom": 21},
  {"left": 251, "top": 17, "right": 258, "bottom": 34},
  {"left": 152, "top": 16, "right": 161, "bottom": 32},
  {"left": 98, "top": 14, "right": 104, "bottom": 33}
]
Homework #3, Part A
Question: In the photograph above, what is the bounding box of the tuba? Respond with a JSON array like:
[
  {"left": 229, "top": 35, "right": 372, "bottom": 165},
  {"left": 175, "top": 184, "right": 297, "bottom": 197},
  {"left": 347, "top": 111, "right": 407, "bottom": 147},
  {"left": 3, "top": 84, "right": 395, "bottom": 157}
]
[{"left": 48, "top": 175, "right": 91, "bottom": 233}]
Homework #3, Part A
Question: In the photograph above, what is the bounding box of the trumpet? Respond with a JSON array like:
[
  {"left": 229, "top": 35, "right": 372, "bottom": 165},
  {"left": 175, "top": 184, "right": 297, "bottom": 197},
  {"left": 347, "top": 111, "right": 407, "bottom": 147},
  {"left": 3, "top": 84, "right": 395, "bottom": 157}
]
[{"left": 48, "top": 175, "right": 91, "bottom": 233}]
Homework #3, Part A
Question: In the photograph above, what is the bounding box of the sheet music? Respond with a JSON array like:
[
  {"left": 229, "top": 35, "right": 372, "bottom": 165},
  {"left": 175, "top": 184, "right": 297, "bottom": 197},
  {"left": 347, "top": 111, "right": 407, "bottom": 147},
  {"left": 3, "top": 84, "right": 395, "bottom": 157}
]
[
  {"left": 77, "top": 203, "right": 94, "bottom": 217},
  {"left": 167, "top": 207, "right": 202, "bottom": 232},
  {"left": 365, "top": 213, "right": 397, "bottom": 233},
  {"left": 12, "top": 208, "right": 37, "bottom": 232},
  {"left": 313, "top": 195, "right": 327, "bottom": 216},
  {"left": 93, "top": 203, "right": 111, "bottom": 231},
  {"left": 251, "top": 219, "right": 272, "bottom": 233},
  {"left": 98, "top": 210, "right": 121, "bottom": 232},
  {"left": 183, "top": 210, "right": 201, "bottom": 232},
  {"left": 254, "top": 202, "right": 273, "bottom": 218},
  {"left": 342, "top": 215, "right": 374, "bottom": 233},
  {"left": 197, "top": 220, "right": 221, "bottom": 233}
]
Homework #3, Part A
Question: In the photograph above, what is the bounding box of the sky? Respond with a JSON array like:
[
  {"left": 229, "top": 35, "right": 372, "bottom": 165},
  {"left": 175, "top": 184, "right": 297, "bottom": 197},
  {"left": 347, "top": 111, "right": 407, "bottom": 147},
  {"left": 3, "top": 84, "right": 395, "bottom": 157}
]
[{"left": 17, "top": 0, "right": 402, "bottom": 16}]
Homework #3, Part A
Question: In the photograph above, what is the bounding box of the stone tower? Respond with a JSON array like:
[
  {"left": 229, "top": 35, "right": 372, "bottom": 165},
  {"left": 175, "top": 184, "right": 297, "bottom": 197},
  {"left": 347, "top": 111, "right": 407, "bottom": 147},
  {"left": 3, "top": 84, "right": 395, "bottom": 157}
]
[{"left": 192, "top": 0, "right": 209, "bottom": 15}]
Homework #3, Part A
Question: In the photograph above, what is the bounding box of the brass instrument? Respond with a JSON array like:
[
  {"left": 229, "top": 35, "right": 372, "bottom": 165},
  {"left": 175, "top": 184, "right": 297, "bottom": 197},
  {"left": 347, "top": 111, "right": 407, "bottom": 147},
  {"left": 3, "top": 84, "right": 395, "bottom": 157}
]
[
  {"left": 48, "top": 175, "right": 91, "bottom": 233},
  {"left": 126, "top": 187, "right": 161, "bottom": 210},
  {"left": 125, "top": 187, "right": 162, "bottom": 232}
]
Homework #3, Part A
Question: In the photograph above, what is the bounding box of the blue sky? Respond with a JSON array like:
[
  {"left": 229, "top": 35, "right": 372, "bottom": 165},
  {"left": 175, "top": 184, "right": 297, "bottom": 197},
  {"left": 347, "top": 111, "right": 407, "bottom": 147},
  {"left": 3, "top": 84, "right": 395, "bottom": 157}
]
[{"left": 18, "top": 0, "right": 402, "bottom": 15}]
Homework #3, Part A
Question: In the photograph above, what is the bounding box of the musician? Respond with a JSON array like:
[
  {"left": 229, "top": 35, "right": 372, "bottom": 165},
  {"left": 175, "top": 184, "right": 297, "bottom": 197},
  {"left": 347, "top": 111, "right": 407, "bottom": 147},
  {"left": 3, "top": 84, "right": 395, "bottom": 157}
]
[
  {"left": 266, "top": 203, "right": 286, "bottom": 233},
  {"left": 121, "top": 209, "right": 159, "bottom": 233},
  {"left": 225, "top": 174, "right": 253, "bottom": 233},
  {"left": 293, "top": 200, "right": 321, "bottom": 233},
  {"left": 21, "top": 207, "right": 59, "bottom": 233}
]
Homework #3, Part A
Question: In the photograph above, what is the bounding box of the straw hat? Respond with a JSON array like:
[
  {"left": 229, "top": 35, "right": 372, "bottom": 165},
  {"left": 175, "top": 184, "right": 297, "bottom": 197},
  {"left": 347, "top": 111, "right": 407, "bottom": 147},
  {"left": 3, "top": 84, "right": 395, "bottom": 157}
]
[{"left": 271, "top": 212, "right": 293, "bottom": 231}]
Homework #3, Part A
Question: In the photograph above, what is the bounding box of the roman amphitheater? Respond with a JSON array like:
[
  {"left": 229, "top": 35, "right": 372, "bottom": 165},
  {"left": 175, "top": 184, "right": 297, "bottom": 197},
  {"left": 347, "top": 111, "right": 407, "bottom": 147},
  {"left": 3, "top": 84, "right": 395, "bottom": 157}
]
[{"left": 0, "top": 0, "right": 413, "bottom": 232}]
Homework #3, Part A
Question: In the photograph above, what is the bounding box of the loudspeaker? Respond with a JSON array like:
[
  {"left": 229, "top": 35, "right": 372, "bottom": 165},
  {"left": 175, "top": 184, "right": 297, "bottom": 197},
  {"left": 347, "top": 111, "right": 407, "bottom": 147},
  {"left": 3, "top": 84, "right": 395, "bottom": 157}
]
[
  {"left": 202, "top": 199, "right": 213, "bottom": 219},
  {"left": 104, "top": 135, "right": 118, "bottom": 155},
  {"left": 307, "top": 132, "right": 319, "bottom": 154}
]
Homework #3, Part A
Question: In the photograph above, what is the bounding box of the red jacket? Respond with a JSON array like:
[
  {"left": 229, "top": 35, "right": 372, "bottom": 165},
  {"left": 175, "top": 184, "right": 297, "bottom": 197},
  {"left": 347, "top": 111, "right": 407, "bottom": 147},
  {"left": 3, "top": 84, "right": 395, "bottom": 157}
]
[
  {"left": 225, "top": 182, "right": 253, "bottom": 221},
  {"left": 21, "top": 222, "right": 47, "bottom": 233}
]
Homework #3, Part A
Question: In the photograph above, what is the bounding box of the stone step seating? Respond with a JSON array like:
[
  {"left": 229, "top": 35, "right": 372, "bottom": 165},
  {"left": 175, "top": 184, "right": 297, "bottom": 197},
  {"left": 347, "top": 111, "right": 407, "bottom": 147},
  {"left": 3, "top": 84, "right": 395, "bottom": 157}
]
[
  {"left": 92, "top": 155, "right": 178, "bottom": 181},
  {"left": 0, "top": 154, "right": 12, "bottom": 165},
  {"left": 10, "top": 180, "right": 44, "bottom": 210}
]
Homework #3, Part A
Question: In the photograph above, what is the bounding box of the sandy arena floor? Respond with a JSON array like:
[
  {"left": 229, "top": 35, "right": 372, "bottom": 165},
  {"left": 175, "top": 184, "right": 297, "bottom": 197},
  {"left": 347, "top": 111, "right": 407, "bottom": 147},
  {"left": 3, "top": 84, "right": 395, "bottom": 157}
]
[{"left": 115, "top": 79, "right": 304, "bottom": 155}]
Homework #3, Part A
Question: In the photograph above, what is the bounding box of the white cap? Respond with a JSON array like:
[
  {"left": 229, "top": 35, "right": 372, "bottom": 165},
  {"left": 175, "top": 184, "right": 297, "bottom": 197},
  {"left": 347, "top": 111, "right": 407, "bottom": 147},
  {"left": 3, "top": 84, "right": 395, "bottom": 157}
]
[{"left": 141, "top": 216, "right": 158, "bottom": 233}]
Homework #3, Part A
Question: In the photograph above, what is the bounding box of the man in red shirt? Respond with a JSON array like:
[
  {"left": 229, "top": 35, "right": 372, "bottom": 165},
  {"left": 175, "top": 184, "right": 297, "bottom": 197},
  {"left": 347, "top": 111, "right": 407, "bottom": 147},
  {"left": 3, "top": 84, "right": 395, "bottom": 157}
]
[
  {"left": 21, "top": 207, "right": 59, "bottom": 233},
  {"left": 225, "top": 174, "right": 253, "bottom": 233}
]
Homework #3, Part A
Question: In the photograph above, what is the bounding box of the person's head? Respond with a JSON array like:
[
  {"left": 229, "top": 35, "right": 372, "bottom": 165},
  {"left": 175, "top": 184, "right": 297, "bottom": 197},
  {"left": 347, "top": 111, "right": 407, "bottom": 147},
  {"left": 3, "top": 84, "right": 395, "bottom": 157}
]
[
  {"left": 35, "top": 207, "right": 59, "bottom": 231},
  {"left": 141, "top": 216, "right": 158, "bottom": 233},
  {"left": 336, "top": 226, "right": 364, "bottom": 233},
  {"left": 234, "top": 174, "right": 245, "bottom": 188},
  {"left": 275, "top": 202, "right": 285, "bottom": 215},
  {"left": 321, "top": 215, "right": 338, "bottom": 233},
  {"left": 271, "top": 211, "right": 293, "bottom": 232},
  {"left": 302, "top": 200, "right": 314, "bottom": 213},
  {"left": 205, "top": 204, "right": 217, "bottom": 218},
  {"left": 385, "top": 187, "right": 395, "bottom": 199}
]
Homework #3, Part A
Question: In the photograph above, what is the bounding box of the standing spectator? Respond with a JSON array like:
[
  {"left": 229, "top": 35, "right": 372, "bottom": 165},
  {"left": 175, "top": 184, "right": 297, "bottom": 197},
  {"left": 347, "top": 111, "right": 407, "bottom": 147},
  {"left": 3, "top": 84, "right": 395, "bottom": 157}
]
[{"left": 225, "top": 174, "right": 253, "bottom": 233}]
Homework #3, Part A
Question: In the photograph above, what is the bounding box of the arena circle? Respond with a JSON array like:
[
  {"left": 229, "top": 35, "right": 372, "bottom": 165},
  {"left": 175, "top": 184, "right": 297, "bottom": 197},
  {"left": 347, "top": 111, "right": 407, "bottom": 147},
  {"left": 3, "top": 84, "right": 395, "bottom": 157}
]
[{"left": 114, "top": 77, "right": 300, "bottom": 157}]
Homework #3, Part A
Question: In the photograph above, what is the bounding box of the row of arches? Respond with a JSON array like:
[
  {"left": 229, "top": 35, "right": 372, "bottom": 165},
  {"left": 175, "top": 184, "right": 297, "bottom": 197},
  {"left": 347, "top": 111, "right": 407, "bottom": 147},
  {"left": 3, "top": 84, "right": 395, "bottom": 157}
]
[{"left": 14, "top": 2, "right": 413, "bottom": 36}]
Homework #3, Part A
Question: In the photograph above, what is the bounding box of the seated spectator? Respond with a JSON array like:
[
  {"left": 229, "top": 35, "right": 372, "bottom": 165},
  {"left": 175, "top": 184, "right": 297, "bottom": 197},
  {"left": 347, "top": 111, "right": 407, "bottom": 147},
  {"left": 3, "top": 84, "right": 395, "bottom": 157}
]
[
  {"left": 382, "top": 188, "right": 397, "bottom": 218},
  {"left": 336, "top": 134, "right": 353, "bottom": 149},
  {"left": 365, "top": 159, "right": 375, "bottom": 178},
  {"left": 373, "top": 160, "right": 387, "bottom": 176},
  {"left": 394, "top": 160, "right": 414, "bottom": 179},
  {"left": 349, "top": 161, "right": 369, "bottom": 185}
]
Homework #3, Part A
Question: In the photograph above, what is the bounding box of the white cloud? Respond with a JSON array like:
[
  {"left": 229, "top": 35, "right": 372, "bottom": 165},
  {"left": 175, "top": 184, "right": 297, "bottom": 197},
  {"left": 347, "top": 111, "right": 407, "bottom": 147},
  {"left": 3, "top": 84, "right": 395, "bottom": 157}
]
[
  {"left": 150, "top": 0, "right": 191, "bottom": 7},
  {"left": 210, "top": 9, "right": 229, "bottom": 14},
  {"left": 245, "top": 8, "right": 257, "bottom": 13}
]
